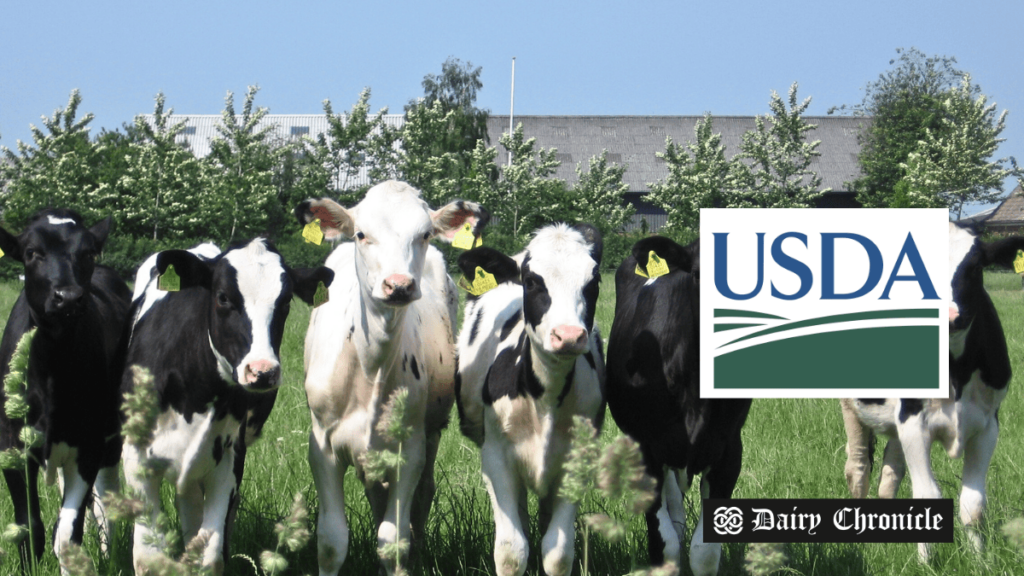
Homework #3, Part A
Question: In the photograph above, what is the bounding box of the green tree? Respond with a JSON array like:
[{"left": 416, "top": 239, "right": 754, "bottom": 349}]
[
  {"left": 647, "top": 113, "right": 739, "bottom": 237},
  {"left": 481, "top": 124, "right": 567, "bottom": 242},
  {"left": 831, "top": 47, "right": 974, "bottom": 207},
  {"left": 119, "top": 93, "right": 212, "bottom": 240},
  {"left": 901, "top": 75, "right": 1015, "bottom": 219},
  {"left": 406, "top": 56, "right": 489, "bottom": 149},
  {"left": 0, "top": 90, "right": 116, "bottom": 227},
  {"left": 734, "top": 82, "right": 828, "bottom": 208},
  {"left": 205, "top": 86, "right": 281, "bottom": 242},
  {"left": 570, "top": 150, "right": 635, "bottom": 235}
]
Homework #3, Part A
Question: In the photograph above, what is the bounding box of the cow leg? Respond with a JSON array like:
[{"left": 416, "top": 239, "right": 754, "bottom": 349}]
[
  {"left": 482, "top": 437, "right": 528, "bottom": 576},
  {"left": 538, "top": 492, "right": 577, "bottom": 576},
  {"left": 644, "top": 464, "right": 678, "bottom": 568},
  {"left": 197, "top": 446, "right": 238, "bottom": 575},
  {"left": 177, "top": 480, "right": 205, "bottom": 545},
  {"left": 3, "top": 460, "right": 45, "bottom": 566},
  {"left": 960, "top": 418, "right": 998, "bottom": 553},
  {"left": 409, "top": 428, "right": 441, "bottom": 564},
  {"left": 309, "top": 432, "right": 349, "bottom": 576},
  {"left": 896, "top": 412, "right": 941, "bottom": 562},
  {"left": 378, "top": 432, "right": 426, "bottom": 576},
  {"left": 222, "top": 436, "right": 247, "bottom": 564},
  {"left": 841, "top": 399, "right": 873, "bottom": 498},
  {"left": 123, "top": 445, "right": 165, "bottom": 574},
  {"left": 53, "top": 461, "right": 95, "bottom": 562},
  {"left": 877, "top": 438, "right": 906, "bottom": 499},
  {"left": 91, "top": 465, "right": 119, "bottom": 555},
  {"left": 691, "top": 437, "right": 743, "bottom": 576},
  {"left": 663, "top": 468, "right": 687, "bottom": 550}
]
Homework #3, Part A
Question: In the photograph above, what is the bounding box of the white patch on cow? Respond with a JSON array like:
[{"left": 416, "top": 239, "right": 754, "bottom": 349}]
[
  {"left": 222, "top": 239, "right": 285, "bottom": 386},
  {"left": 208, "top": 332, "right": 236, "bottom": 384},
  {"left": 47, "top": 215, "right": 76, "bottom": 226}
]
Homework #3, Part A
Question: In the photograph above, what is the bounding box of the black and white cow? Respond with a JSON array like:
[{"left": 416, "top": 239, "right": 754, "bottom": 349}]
[
  {"left": 606, "top": 236, "right": 750, "bottom": 576},
  {"left": 456, "top": 223, "right": 605, "bottom": 576},
  {"left": 121, "top": 239, "right": 333, "bottom": 575},
  {"left": 0, "top": 209, "right": 131, "bottom": 565},
  {"left": 841, "top": 222, "right": 1024, "bottom": 560}
]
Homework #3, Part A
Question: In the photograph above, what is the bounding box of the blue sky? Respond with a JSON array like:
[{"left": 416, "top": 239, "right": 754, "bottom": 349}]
[{"left": 2, "top": 0, "right": 1022, "bottom": 212}]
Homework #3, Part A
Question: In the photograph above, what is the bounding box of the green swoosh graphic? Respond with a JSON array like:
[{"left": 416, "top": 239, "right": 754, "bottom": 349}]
[
  {"left": 714, "top": 309, "right": 788, "bottom": 320},
  {"left": 720, "top": 308, "right": 940, "bottom": 349},
  {"left": 714, "top": 323, "right": 765, "bottom": 333}
]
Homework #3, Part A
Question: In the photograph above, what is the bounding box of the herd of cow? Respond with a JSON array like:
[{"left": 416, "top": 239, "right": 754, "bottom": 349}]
[{"left": 0, "top": 179, "right": 1020, "bottom": 576}]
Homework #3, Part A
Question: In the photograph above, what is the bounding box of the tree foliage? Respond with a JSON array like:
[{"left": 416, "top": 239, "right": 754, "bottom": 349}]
[
  {"left": 901, "top": 75, "right": 1014, "bottom": 218},
  {"left": 570, "top": 151, "right": 635, "bottom": 235},
  {"left": 832, "top": 48, "right": 978, "bottom": 208},
  {"left": 733, "top": 82, "right": 828, "bottom": 208},
  {"left": 647, "top": 113, "right": 738, "bottom": 237}
]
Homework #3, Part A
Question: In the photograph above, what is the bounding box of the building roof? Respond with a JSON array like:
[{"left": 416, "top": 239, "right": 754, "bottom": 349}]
[
  {"left": 980, "top": 185, "right": 1024, "bottom": 226},
  {"left": 142, "top": 113, "right": 867, "bottom": 194}
]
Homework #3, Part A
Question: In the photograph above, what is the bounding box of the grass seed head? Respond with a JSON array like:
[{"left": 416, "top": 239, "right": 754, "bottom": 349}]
[
  {"left": 745, "top": 542, "right": 788, "bottom": 576},
  {"left": 377, "top": 388, "right": 413, "bottom": 443},
  {"left": 181, "top": 530, "right": 211, "bottom": 573},
  {"left": 1002, "top": 517, "right": 1024, "bottom": 550},
  {"left": 0, "top": 447, "right": 26, "bottom": 470},
  {"left": 260, "top": 550, "right": 288, "bottom": 574},
  {"left": 2, "top": 522, "right": 28, "bottom": 544},
  {"left": 123, "top": 365, "right": 161, "bottom": 450},
  {"left": 584, "top": 513, "right": 627, "bottom": 543},
  {"left": 559, "top": 415, "right": 600, "bottom": 503},
  {"left": 59, "top": 542, "right": 98, "bottom": 576},
  {"left": 597, "top": 435, "right": 656, "bottom": 514},
  {"left": 627, "top": 561, "right": 679, "bottom": 576},
  {"left": 102, "top": 491, "right": 147, "bottom": 523},
  {"left": 275, "top": 492, "right": 311, "bottom": 552}
]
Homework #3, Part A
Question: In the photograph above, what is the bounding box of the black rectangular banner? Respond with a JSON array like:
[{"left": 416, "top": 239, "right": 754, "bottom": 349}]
[{"left": 704, "top": 499, "right": 954, "bottom": 543}]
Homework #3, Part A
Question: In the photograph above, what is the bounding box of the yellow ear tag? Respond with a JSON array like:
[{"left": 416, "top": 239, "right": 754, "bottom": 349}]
[
  {"left": 158, "top": 265, "right": 181, "bottom": 292},
  {"left": 451, "top": 222, "right": 480, "bottom": 250},
  {"left": 635, "top": 251, "right": 669, "bottom": 279},
  {"left": 1015, "top": 250, "right": 1024, "bottom": 274},
  {"left": 0, "top": 246, "right": 4, "bottom": 259},
  {"left": 302, "top": 218, "right": 324, "bottom": 245},
  {"left": 312, "top": 281, "right": 329, "bottom": 308},
  {"left": 457, "top": 266, "right": 498, "bottom": 296}
]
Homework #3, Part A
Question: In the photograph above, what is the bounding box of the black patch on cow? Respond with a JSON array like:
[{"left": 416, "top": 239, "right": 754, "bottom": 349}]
[
  {"left": 457, "top": 247, "right": 520, "bottom": 295},
  {"left": 582, "top": 265, "right": 600, "bottom": 331},
  {"left": 411, "top": 356, "right": 420, "bottom": 380},
  {"left": 899, "top": 399, "right": 924, "bottom": 423},
  {"left": 213, "top": 435, "right": 224, "bottom": 465},
  {"left": 556, "top": 366, "right": 575, "bottom": 407},
  {"left": 483, "top": 331, "right": 540, "bottom": 405},
  {"left": 583, "top": 351, "right": 596, "bottom": 370},
  {"left": 499, "top": 311, "right": 522, "bottom": 342},
  {"left": 402, "top": 354, "right": 408, "bottom": 373},
  {"left": 859, "top": 399, "right": 887, "bottom": 405},
  {"left": 468, "top": 312, "right": 483, "bottom": 347},
  {"left": 521, "top": 257, "right": 551, "bottom": 330}
]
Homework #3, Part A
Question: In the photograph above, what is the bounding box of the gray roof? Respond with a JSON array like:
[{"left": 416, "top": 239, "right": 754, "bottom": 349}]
[
  {"left": 142, "top": 113, "right": 867, "bottom": 194},
  {"left": 978, "top": 185, "right": 1024, "bottom": 226},
  {"left": 486, "top": 115, "right": 867, "bottom": 194}
]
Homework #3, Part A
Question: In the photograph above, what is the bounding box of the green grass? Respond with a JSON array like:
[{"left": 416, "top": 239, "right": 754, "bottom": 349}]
[{"left": 0, "top": 271, "right": 1023, "bottom": 575}]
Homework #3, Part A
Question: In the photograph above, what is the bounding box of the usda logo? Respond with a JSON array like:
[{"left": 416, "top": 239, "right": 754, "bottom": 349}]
[{"left": 700, "top": 209, "right": 949, "bottom": 399}]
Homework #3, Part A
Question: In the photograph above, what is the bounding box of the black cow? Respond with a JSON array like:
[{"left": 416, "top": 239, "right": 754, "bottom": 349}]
[
  {"left": 606, "top": 236, "right": 750, "bottom": 576},
  {"left": 0, "top": 209, "right": 131, "bottom": 565},
  {"left": 121, "top": 238, "right": 333, "bottom": 575},
  {"left": 841, "top": 222, "right": 1024, "bottom": 561}
]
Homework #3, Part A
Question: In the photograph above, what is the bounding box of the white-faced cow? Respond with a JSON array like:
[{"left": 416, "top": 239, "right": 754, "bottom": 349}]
[
  {"left": 841, "top": 222, "right": 1024, "bottom": 560},
  {"left": 606, "top": 236, "right": 750, "bottom": 576},
  {"left": 455, "top": 223, "right": 605, "bottom": 576},
  {"left": 295, "top": 180, "right": 488, "bottom": 576},
  {"left": 121, "top": 239, "right": 334, "bottom": 575},
  {"left": 0, "top": 209, "right": 131, "bottom": 566}
]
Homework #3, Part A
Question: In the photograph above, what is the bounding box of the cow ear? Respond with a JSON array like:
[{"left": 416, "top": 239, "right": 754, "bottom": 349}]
[
  {"left": 88, "top": 216, "right": 113, "bottom": 249},
  {"left": 290, "top": 266, "right": 335, "bottom": 305},
  {"left": 981, "top": 236, "right": 1024, "bottom": 268},
  {"left": 156, "top": 250, "right": 214, "bottom": 289},
  {"left": 295, "top": 198, "right": 354, "bottom": 240},
  {"left": 430, "top": 200, "right": 491, "bottom": 243},
  {"left": 570, "top": 223, "right": 603, "bottom": 267},
  {"left": 457, "top": 247, "right": 520, "bottom": 285},
  {"left": 0, "top": 225, "right": 22, "bottom": 263},
  {"left": 632, "top": 236, "right": 696, "bottom": 274}
]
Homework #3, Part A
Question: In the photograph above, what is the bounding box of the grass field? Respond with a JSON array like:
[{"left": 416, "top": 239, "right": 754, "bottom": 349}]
[{"left": 1, "top": 269, "right": 1023, "bottom": 575}]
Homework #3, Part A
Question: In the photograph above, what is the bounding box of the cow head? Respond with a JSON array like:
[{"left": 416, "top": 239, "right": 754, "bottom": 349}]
[
  {"left": 155, "top": 238, "right": 335, "bottom": 391},
  {"left": 629, "top": 234, "right": 701, "bottom": 327},
  {"left": 948, "top": 222, "right": 1024, "bottom": 349},
  {"left": 0, "top": 209, "right": 111, "bottom": 332},
  {"left": 459, "top": 223, "right": 602, "bottom": 358},
  {"left": 296, "top": 180, "right": 489, "bottom": 307}
]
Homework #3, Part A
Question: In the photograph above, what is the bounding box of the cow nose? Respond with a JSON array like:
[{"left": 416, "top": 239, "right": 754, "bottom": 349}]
[
  {"left": 382, "top": 274, "right": 416, "bottom": 300},
  {"left": 244, "top": 359, "right": 280, "bottom": 389},
  {"left": 550, "top": 325, "right": 588, "bottom": 354},
  {"left": 949, "top": 307, "right": 960, "bottom": 323},
  {"left": 53, "top": 287, "right": 84, "bottom": 311}
]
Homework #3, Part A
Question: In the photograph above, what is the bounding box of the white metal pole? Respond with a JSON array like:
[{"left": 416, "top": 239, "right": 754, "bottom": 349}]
[{"left": 508, "top": 57, "right": 515, "bottom": 166}]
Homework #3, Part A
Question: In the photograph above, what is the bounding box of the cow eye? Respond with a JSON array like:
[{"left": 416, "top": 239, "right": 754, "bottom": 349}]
[
  {"left": 217, "top": 292, "right": 230, "bottom": 307},
  {"left": 355, "top": 232, "right": 365, "bottom": 241},
  {"left": 422, "top": 231, "right": 430, "bottom": 241}
]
